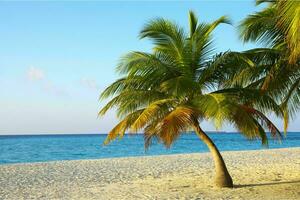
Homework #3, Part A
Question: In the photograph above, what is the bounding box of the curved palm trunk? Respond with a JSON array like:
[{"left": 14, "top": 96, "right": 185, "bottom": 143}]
[{"left": 193, "top": 124, "right": 233, "bottom": 188}]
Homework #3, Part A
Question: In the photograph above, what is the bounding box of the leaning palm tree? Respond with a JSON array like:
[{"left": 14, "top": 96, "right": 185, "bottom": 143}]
[{"left": 99, "top": 11, "right": 283, "bottom": 188}]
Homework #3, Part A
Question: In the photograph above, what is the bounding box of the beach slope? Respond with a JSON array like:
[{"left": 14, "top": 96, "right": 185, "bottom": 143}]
[{"left": 0, "top": 148, "right": 299, "bottom": 199}]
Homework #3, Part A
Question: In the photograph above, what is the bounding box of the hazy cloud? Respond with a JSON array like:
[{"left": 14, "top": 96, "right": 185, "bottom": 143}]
[
  {"left": 26, "top": 66, "right": 67, "bottom": 96},
  {"left": 81, "top": 77, "right": 100, "bottom": 90},
  {"left": 27, "top": 67, "right": 45, "bottom": 81}
]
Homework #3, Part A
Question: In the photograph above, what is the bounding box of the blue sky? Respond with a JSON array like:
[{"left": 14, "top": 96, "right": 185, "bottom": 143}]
[{"left": 0, "top": 1, "right": 299, "bottom": 134}]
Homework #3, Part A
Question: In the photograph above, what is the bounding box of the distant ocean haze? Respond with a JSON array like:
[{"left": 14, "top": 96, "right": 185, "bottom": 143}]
[{"left": 0, "top": 132, "right": 299, "bottom": 164}]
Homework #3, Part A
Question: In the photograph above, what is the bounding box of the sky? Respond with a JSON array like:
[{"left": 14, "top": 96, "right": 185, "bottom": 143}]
[{"left": 0, "top": 0, "right": 299, "bottom": 134}]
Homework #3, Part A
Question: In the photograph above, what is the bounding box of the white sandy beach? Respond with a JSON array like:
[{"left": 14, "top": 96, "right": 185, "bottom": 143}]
[{"left": 0, "top": 148, "right": 299, "bottom": 200}]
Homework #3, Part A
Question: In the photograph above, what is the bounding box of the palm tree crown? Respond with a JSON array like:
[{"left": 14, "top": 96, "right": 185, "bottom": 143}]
[{"left": 100, "top": 11, "right": 281, "bottom": 147}]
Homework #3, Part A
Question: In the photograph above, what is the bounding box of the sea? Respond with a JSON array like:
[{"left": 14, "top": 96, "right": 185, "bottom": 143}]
[{"left": 0, "top": 132, "right": 299, "bottom": 165}]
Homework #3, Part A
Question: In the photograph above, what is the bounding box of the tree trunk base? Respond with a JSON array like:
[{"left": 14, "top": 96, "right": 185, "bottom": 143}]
[
  {"left": 193, "top": 124, "right": 234, "bottom": 188},
  {"left": 215, "top": 173, "right": 233, "bottom": 188}
]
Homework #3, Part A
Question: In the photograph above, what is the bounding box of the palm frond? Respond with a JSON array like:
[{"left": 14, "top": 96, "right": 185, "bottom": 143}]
[
  {"left": 241, "top": 105, "right": 282, "bottom": 140},
  {"left": 130, "top": 99, "right": 175, "bottom": 132},
  {"left": 188, "top": 10, "right": 198, "bottom": 38},
  {"left": 239, "top": 6, "right": 282, "bottom": 47},
  {"left": 144, "top": 106, "right": 198, "bottom": 148},
  {"left": 276, "top": 1, "right": 300, "bottom": 63},
  {"left": 103, "top": 109, "right": 144, "bottom": 145},
  {"left": 140, "top": 18, "right": 186, "bottom": 63}
]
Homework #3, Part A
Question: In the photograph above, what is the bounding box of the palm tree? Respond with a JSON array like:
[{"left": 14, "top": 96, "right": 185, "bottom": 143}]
[
  {"left": 240, "top": 0, "right": 300, "bottom": 64},
  {"left": 237, "top": 0, "right": 300, "bottom": 131},
  {"left": 99, "top": 11, "right": 282, "bottom": 188}
]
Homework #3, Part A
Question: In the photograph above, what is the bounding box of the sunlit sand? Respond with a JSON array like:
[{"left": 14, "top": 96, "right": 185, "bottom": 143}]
[{"left": 0, "top": 148, "right": 299, "bottom": 199}]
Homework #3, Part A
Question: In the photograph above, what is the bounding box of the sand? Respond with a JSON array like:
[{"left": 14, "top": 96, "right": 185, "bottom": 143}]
[{"left": 0, "top": 148, "right": 299, "bottom": 200}]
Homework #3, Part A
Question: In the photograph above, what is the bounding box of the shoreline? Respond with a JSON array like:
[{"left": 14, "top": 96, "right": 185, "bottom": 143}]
[
  {"left": 1, "top": 146, "right": 299, "bottom": 166},
  {"left": 0, "top": 148, "right": 299, "bottom": 199}
]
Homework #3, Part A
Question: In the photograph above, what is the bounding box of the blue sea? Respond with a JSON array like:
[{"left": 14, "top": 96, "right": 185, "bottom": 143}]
[{"left": 0, "top": 132, "right": 299, "bottom": 165}]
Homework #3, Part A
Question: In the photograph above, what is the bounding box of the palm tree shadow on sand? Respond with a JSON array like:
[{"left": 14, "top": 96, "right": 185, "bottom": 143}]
[{"left": 235, "top": 180, "right": 300, "bottom": 188}]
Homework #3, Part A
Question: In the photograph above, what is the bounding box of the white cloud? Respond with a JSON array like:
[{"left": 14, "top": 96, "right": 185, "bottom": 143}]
[
  {"left": 27, "top": 67, "right": 45, "bottom": 81},
  {"left": 81, "top": 77, "right": 100, "bottom": 90},
  {"left": 26, "top": 66, "right": 67, "bottom": 96}
]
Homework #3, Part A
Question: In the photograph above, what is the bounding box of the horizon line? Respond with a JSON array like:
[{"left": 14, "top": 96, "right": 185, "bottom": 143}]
[{"left": 0, "top": 131, "right": 299, "bottom": 136}]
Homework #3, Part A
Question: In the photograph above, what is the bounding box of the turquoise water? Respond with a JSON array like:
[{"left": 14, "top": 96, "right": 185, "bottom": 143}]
[{"left": 0, "top": 132, "right": 299, "bottom": 164}]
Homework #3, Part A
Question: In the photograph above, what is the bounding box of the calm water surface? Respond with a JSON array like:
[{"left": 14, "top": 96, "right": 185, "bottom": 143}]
[{"left": 0, "top": 132, "right": 299, "bottom": 164}]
